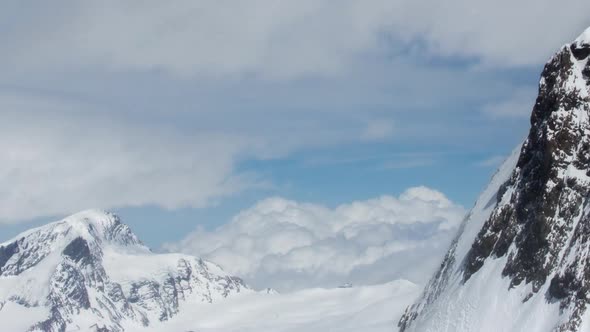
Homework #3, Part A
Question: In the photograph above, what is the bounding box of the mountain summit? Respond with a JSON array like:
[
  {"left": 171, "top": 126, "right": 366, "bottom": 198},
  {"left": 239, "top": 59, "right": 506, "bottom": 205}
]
[
  {"left": 0, "top": 210, "right": 248, "bottom": 332},
  {"left": 574, "top": 26, "right": 590, "bottom": 46},
  {"left": 399, "top": 27, "right": 590, "bottom": 332}
]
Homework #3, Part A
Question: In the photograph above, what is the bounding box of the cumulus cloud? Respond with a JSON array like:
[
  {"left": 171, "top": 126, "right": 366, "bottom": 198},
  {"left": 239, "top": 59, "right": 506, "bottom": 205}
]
[
  {"left": 1, "top": 1, "right": 589, "bottom": 78},
  {"left": 166, "top": 187, "right": 466, "bottom": 291}
]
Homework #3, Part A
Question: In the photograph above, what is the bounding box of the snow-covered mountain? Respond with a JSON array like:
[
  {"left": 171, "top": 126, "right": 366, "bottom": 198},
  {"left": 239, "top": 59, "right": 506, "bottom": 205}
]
[
  {"left": 0, "top": 210, "right": 248, "bottom": 332},
  {"left": 399, "top": 27, "right": 590, "bottom": 332}
]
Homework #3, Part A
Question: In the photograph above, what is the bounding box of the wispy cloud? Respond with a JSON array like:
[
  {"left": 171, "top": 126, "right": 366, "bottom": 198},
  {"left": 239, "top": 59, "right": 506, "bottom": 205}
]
[
  {"left": 1, "top": 1, "right": 589, "bottom": 78},
  {"left": 379, "top": 159, "right": 435, "bottom": 170},
  {"left": 301, "top": 151, "right": 442, "bottom": 169},
  {"left": 475, "top": 155, "right": 506, "bottom": 168},
  {"left": 0, "top": 94, "right": 266, "bottom": 223}
]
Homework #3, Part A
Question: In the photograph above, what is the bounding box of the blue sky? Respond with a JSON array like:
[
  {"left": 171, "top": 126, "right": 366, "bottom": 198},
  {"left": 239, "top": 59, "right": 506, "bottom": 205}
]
[{"left": 1, "top": 1, "right": 589, "bottom": 253}]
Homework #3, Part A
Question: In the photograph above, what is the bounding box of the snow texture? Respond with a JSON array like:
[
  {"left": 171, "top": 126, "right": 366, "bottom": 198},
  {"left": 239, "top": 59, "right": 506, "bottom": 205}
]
[{"left": 130, "top": 279, "right": 420, "bottom": 332}]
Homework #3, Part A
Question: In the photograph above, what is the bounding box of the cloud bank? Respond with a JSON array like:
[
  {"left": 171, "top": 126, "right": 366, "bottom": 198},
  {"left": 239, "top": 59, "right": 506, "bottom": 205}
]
[
  {"left": 1, "top": 0, "right": 582, "bottom": 223},
  {"left": 0, "top": 92, "right": 404, "bottom": 223},
  {"left": 2, "top": 1, "right": 589, "bottom": 78},
  {"left": 166, "top": 187, "right": 466, "bottom": 291},
  {"left": 0, "top": 94, "right": 263, "bottom": 223}
]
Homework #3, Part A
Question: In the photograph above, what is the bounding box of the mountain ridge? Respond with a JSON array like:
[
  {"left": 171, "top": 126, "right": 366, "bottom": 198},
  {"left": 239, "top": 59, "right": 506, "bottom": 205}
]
[{"left": 0, "top": 209, "right": 249, "bottom": 332}]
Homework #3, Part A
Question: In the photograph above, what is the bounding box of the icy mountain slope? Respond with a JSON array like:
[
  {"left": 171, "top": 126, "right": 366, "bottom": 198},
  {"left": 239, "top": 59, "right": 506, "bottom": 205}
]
[
  {"left": 399, "top": 27, "right": 590, "bottom": 332},
  {"left": 131, "top": 279, "right": 420, "bottom": 332},
  {"left": 0, "top": 210, "right": 248, "bottom": 332}
]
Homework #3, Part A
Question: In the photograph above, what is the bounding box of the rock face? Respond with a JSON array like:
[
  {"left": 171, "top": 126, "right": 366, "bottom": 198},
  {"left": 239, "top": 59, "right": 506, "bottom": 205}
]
[
  {"left": 0, "top": 210, "right": 248, "bottom": 332},
  {"left": 399, "top": 27, "right": 590, "bottom": 332}
]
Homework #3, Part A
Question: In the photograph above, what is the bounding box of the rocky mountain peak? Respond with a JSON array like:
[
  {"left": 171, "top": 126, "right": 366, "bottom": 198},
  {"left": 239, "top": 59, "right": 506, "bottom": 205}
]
[
  {"left": 59, "top": 209, "right": 144, "bottom": 248},
  {"left": 399, "top": 26, "right": 590, "bottom": 332}
]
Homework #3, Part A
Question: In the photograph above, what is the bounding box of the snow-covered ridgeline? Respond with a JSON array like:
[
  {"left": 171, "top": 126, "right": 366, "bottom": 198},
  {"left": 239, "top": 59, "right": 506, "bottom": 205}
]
[{"left": 0, "top": 210, "right": 249, "bottom": 332}]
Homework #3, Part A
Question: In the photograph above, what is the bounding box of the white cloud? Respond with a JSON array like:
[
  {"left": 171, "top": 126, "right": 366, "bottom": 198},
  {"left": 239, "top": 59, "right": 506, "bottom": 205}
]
[
  {"left": 391, "top": 0, "right": 590, "bottom": 67},
  {"left": 0, "top": 91, "right": 409, "bottom": 223},
  {"left": 165, "top": 186, "right": 466, "bottom": 291},
  {"left": 0, "top": 0, "right": 576, "bottom": 226},
  {"left": 1, "top": 1, "right": 589, "bottom": 78},
  {"left": 0, "top": 94, "right": 265, "bottom": 223},
  {"left": 2, "top": 0, "right": 398, "bottom": 79}
]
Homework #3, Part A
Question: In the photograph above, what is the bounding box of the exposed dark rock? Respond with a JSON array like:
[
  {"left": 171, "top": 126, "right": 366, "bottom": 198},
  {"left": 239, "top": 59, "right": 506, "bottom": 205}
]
[
  {"left": 0, "top": 241, "right": 20, "bottom": 274},
  {"left": 62, "top": 237, "right": 92, "bottom": 265},
  {"left": 28, "top": 307, "right": 67, "bottom": 332},
  {"left": 463, "top": 44, "right": 590, "bottom": 294},
  {"left": 49, "top": 262, "right": 92, "bottom": 312},
  {"left": 571, "top": 43, "right": 590, "bottom": 61}
]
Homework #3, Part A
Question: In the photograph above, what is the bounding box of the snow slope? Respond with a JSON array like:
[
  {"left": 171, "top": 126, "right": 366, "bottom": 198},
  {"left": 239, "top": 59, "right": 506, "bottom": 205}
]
[{"left": 132, "top": 279, "right": 420, "bottom": 332}]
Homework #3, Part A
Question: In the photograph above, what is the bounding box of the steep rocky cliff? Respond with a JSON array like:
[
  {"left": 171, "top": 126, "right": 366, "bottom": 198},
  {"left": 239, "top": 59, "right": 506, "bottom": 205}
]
[{"left": 399, "top": 27, "right": 590, "bottom": 332}]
